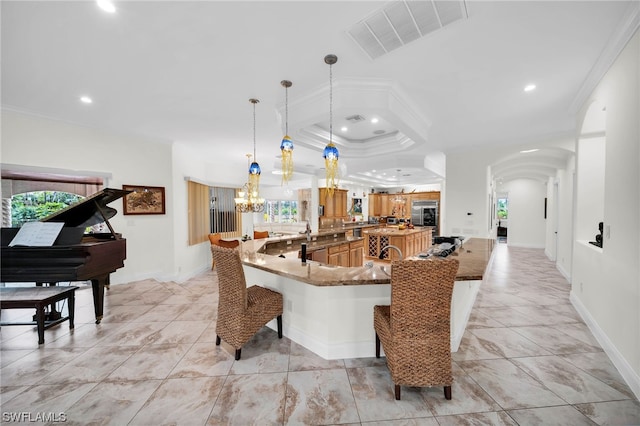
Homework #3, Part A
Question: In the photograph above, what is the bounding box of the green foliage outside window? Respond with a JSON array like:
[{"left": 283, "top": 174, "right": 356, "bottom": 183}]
[
  {"left": 265, "top": 200, "right": 298, "bottom": 223},
  {"left": 11, "top": 191, "right": 83, "bottom": 227},
  {"left": 497, "top": 198, "right": 508, "bottom": 219}
]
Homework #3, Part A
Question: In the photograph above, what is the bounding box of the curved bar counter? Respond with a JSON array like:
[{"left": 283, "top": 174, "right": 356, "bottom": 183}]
[{"left": 238, "top": 235, "right": 495, "bottom": 360}]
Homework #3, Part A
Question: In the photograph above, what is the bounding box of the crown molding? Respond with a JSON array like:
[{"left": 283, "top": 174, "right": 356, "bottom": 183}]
[{"left": 568, "top": 1, "right": 640, "bottom": 113}]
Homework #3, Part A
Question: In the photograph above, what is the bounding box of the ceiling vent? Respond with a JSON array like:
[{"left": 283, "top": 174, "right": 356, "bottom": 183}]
[
  {"left": 347, "top": 0, "right": 468, "bottom": 60},
  {"left": 345, "top": 114, "right": 367, "bottom": 123}
]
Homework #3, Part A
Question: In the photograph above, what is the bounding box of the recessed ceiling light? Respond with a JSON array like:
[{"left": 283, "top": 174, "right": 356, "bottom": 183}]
[
  {"left": 520, "top": 148, "right": 539, "bottom": 153},
  {"left": 371, "top": 118, "right": 379, "bottom": 124},
  {"left": 97, "top": 0, "right": 116, "bottom": 13},
  {"left": 371, "top": 169, "right": 376, "bottom": 172},
  {"left": 341, "top": 126, "right": 348, "bottom": 132},
  {"left": 80, "top": 96, "right": 93, "bottom": 104},
  {"left": 524, "top": 84, "right": 536, "bottom": 92}
]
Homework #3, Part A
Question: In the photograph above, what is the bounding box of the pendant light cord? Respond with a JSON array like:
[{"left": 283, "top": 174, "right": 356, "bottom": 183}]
[
  {"left": 253, "top": 100, "right": 257, "bottom": 161},
  {"left": 329, "top": 63, "right": 333, "bottom": 143},
  {"left": 285, "top": 85, "right": 289, "bottom": 136}
]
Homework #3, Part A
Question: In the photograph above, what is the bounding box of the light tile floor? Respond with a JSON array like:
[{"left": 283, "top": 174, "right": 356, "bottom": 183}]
[{"left": 1, "top": 243, "right": 639, "bottom": 425}]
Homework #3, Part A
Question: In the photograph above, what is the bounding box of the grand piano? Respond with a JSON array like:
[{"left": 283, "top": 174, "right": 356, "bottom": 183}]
[{"left": 1, "top": 188, "right": 130, "bottom": 323}]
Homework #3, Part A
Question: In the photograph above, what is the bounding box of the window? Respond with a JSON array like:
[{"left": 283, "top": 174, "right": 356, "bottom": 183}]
[
  {"left": 188, "top": 182, "right": 242, "bottom": 245},
  {"left": 497, "top": 198, "right": 508, "bottom": 219},
  {"left": 1, "top": 168, "right": 104, "bottom": 227},
  {"left": 210, "top": 187, "right": 238, "bottom": 233},
  {"left": 10, "top": 191, "right": 83, "bottom": 227},
  {"left": 265, "top": 200, "right": 298, "bottom": 223}
]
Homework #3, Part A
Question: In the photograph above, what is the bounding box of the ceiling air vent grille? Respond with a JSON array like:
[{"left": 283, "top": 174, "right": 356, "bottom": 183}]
[{"left": 347, "top": 0, "right": 468, "bottom": 60}]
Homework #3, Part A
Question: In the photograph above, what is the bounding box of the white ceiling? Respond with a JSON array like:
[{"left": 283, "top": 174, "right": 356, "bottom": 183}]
[{"left": 1, "top": 1, "right": 635, "bottom": 189}]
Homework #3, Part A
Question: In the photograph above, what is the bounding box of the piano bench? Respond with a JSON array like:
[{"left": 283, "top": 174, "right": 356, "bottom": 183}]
[{"left": 0, "top": 286, "right": 78, "bottom": 344}]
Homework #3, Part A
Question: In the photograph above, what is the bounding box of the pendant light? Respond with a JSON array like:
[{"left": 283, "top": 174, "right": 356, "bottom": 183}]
[
  {"left": 280, "top": 80, "right": 294, "bottom": 185},
  {"left": 235, "top": 98, "right": 265, "bottom": 213},
  {"left": 323, "top": 54, "right": 339, "bottom": 197}
]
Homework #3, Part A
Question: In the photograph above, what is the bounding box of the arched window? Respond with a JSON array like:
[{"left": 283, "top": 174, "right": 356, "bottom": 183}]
[{"left": 1, "top": 167, "right": 106, "bottom": 227}]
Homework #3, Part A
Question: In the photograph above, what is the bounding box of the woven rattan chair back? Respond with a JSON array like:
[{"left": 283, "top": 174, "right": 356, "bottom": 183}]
[
  {"left": 211, "top": 245, "right": 248, "bottom": 318},
  {"left": 208, "top": 234, "right": 240, "bottom": 269},
  {"left": 211, "top": 245, "right": 283, "bottom": 360},
  {"left": 374, "top": 257, "right": 459, "bottom": 400},
  {"left": 390, "top": 258, "right": 458, "bottom": 338}
]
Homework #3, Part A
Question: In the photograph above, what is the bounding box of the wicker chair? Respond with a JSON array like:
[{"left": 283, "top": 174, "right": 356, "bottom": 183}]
[
  {"left": 374, "top": 257, "right": 459, "bottom": 400},
  {"left": 208, "top": 233, "right": 240, "bottom": 269},
  {"left": 211, "top": 245, "right": 283, "bottom": 360},
  {"left": 253, "top": 230, "right": 269, "bottom": 240}
]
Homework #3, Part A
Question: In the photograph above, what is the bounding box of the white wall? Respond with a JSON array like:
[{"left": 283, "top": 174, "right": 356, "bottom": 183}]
[
  {"left": 1, "top": 110, "right": 175, "bottom": 284},
  {"left": 444, "top": 149, "right": 494, "bottom": 238},
  {"left": 575, "top": 135, "right": 606, "bottom": 242},
  {"left": 554, "top": 159, "right": 576, "bottom": 280},
  {"left": 544, "top": 176, "right": 557, "bottom": 260},
  {"left": 499, "top": 179, "right": 547, "bottom": 248},
  {"left": 571, "top": 30, "right": 640, "bottom": 397}
]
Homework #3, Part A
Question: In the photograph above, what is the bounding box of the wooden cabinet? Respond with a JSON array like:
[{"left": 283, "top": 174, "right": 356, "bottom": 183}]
[
  {"left": 369, "top": 192, "right": 440, "bottom": 223},
  {"left": 328, "top": 243, "right": 350, "bottom": 267},
  {"left": 368, "top": 193, "right": 394, "bottom": 217},
  {"left": 365, "top": 228, "right": 432, "bottom": 260},
  {"left": 349, "top": 240, "right": 364, "bottom": 267},
  {"left": 369, "top": 194, "right": 381, "bottom": 216},
  {"left": 405, "top": 233, "right": 415, "bottom": 258},
  {"left": 319, "top": 188, "right": 348, "bottom": 218},
  {"left": 380, "top": 194, "right": 391, "bottom": 216}
]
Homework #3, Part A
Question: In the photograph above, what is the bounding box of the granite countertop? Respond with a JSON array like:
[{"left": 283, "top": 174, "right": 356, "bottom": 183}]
[
  {"left": 255, "top": 232, "right": 363, "bottom": 257},
  {"left": 407, "top": 238, "right": 495, "bottom": 281},
  {"left": 318, "top": 222, "right": 380, "bottom": 232},
  {"left": 364, "top": 227, "right": 432, "bottom": 236},
  {"left": 239, "top": 237, "right": 495, "bottom": 286}
]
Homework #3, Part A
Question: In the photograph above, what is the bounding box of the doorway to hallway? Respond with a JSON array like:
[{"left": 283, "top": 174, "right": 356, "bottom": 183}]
[{"left": 497, "top": 196, "right": 508, "bottom": 243}]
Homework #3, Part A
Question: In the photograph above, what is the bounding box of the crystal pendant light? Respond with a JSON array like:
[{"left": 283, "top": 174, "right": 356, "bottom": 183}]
[
  {"left": 280, "top": 80, "right": 294, "bottom": 185},
  {"left": 323, "top": 54, "right": 339, "bottom": 197}
]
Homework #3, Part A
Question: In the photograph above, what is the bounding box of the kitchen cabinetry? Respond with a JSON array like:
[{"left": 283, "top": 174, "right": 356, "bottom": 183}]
[
  {"left": 349, "top": 240, "right": 364, "bottom": 267},
  {"left": 319, "top": 188, "right": 348, "bottom": 218},
  {"left": 380, "top": 194, "right": 391, "bottom": 216},
  {"left": 369, "top": 193, "right": 381, "bottom": 216},
  {"left": 369, "top": 192, "right": 440, "bottom": 230},
  {"left": 368, "top": 193, "right": 395, "bottom": 217},
  {"left": 364, "top": 227, "right": 432, "bottom": 261},
  {"left": 328, "top": 243, "right": 350, "bottom": 267}
]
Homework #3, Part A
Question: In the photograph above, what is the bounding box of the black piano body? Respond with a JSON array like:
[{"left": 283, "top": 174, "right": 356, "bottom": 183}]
[{"left": 1, "top": 188, "right": 130, "bottom": 323}]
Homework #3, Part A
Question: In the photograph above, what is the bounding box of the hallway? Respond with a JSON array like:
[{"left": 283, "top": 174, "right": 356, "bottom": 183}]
[{"left": 1, "top": 244, "right": 639, "bottom": 425}]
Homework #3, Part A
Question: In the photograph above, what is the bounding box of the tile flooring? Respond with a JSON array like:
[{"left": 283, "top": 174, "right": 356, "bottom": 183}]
[{"left": 1, "top": 243, "right": 639, "bottom": 425}]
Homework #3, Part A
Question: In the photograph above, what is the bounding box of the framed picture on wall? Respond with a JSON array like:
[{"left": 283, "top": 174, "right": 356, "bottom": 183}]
[
  {"left": 122, "top": 185, "right": 166, "bottom": 215},
  {"left": 352, "top": 198, "right": 362, "bottom": 214}
]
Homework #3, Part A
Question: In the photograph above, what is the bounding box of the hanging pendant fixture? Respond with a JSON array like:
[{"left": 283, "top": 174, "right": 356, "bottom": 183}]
[
  {"left": 280, "top": 80, "right": 294, "bottom": 185},
  {"left": 235, "top": 98, "right": 265, "bottom": 213},
  {"left": 323, "top": 54, "right": 339, "bottom": 197}
]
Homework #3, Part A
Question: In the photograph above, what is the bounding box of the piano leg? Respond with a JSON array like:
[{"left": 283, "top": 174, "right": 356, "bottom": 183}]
[{"left": 90, "top": 275, "right": 108, "bottom": 324}]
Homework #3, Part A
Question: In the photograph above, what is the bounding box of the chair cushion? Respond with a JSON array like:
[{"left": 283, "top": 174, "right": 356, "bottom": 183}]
[
  {"left": 254, "top": 230, "right": 269, "bottom": 239},
  {"left": 217, "top": 239, "right": 240, "bottom": 249}
]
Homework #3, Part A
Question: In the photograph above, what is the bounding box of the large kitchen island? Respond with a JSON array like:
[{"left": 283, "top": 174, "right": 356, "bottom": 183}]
[
  {"left": 239, "top": 236, "right": 495, "bottom": 360},
  {"left": 364, "top": 226, "right": 433, "bottom": 260}
]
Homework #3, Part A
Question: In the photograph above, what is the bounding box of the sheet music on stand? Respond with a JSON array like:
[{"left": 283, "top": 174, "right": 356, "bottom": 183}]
[{"left": 8, "top": 222, "right": 65, "bottom": 247}]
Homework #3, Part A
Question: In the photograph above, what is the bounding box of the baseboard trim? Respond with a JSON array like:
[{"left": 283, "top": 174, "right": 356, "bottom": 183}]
[{"left": 570, "top": 291, "right": 640, "bottom": 400}]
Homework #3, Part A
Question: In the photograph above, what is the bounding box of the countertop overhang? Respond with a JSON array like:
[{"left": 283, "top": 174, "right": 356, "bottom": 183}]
[{"left": 240, "top": 237, "right": 495, "bottom": 286}]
